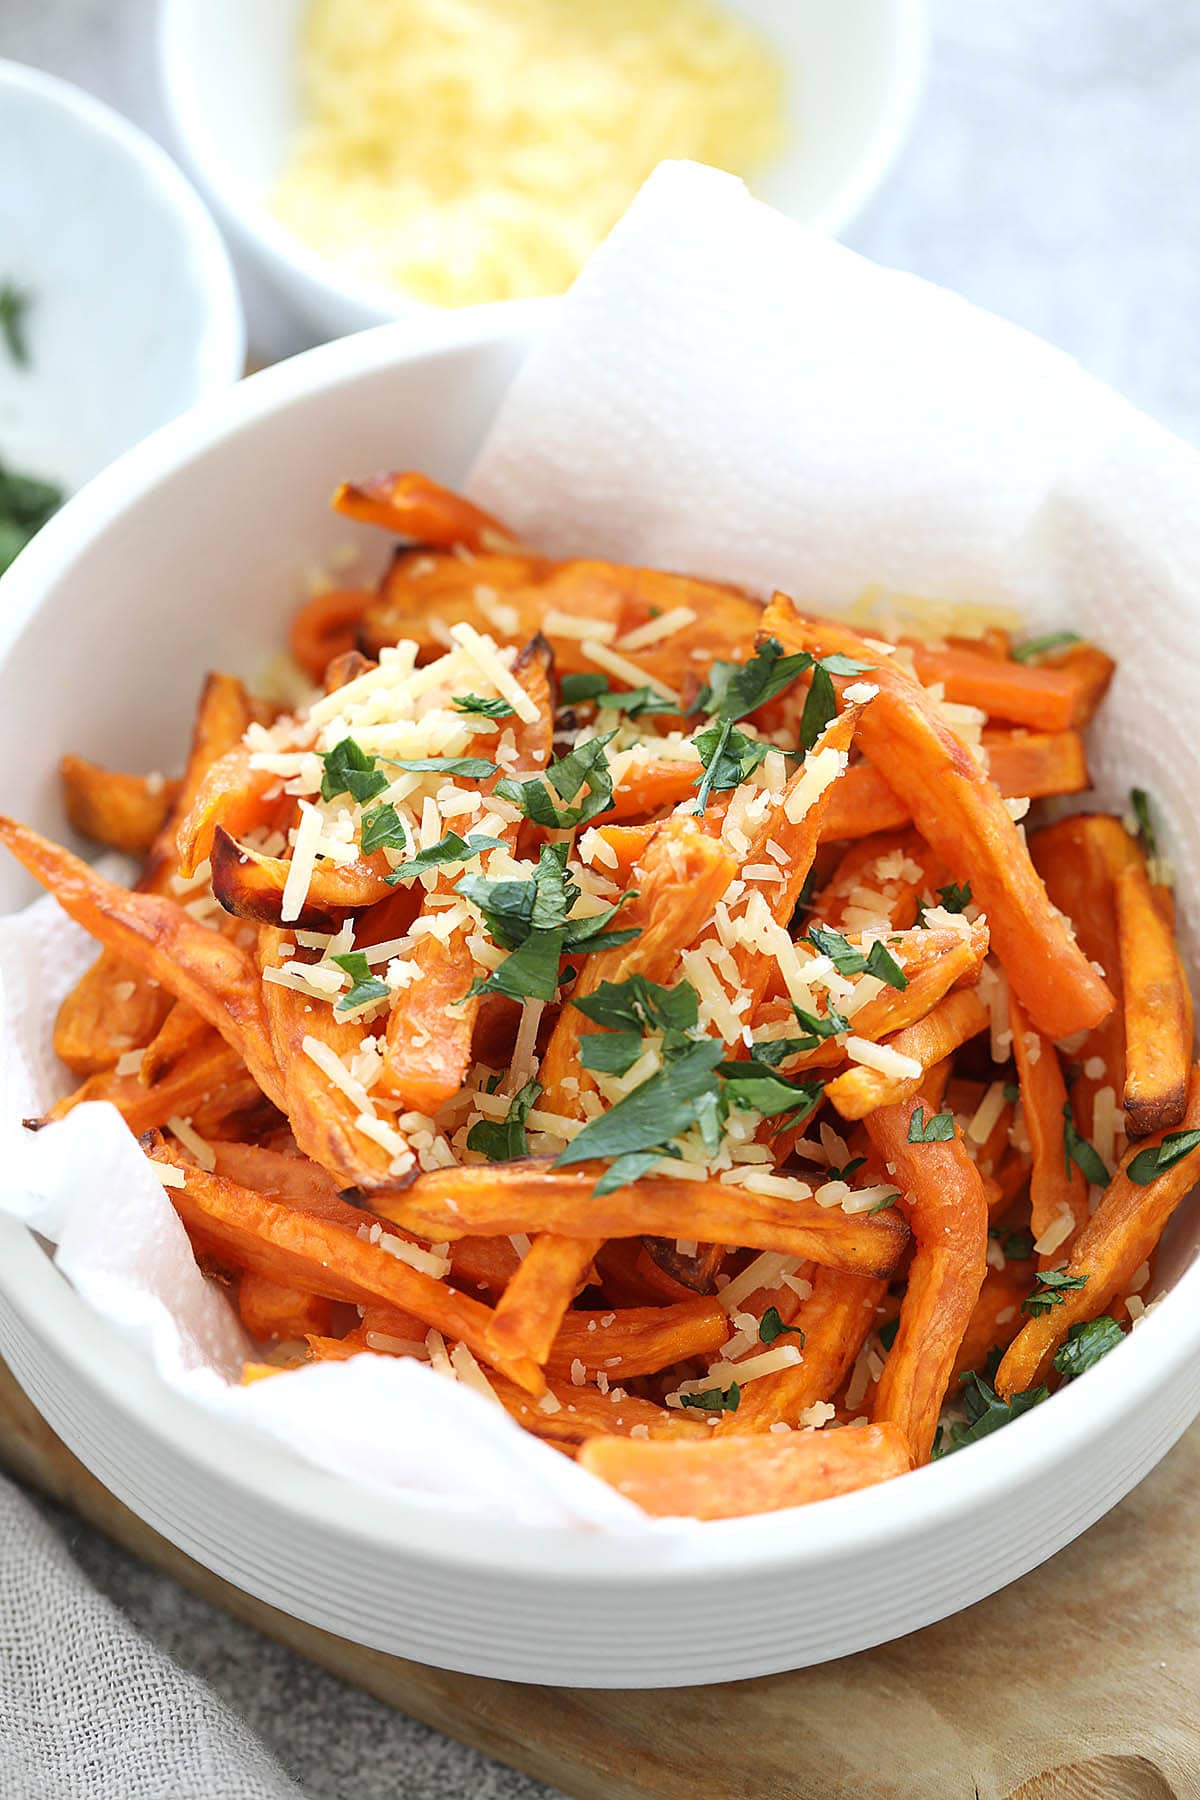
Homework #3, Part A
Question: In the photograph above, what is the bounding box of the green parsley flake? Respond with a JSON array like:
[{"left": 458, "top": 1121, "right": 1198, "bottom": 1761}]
[
  {"left": 907, "top": 1106, "right": 955, "bottom": 1144},
  {"left": 1062, "top": 1101, "right": 1109, "bottom": 1188},
  {"left": 0, "top": 285, "right": 30, "bottom": 367},
  {"left": 495, "top": 731, "right": 616, "bottom": 828},
  {"left": 331, "top": 951, "right": 390, "bottom": 1014},
  {"left": 1010, "top": 631, "right": 1082, "bottom": 664},
  {"left": 758, "top": 1307, "right": 804, "bottom": 1348},
  {"left": 678, "top": 1381, "right": 741, "bottom": 1415},
  {"left": 320, "top": 737, "right": 388, "bottom": 804},
  {"left": 465, "top": 1078, "right": 541, "bottom": 1162},
  {"left": 1127, "top": 1128, "right": 1200, "bottom": 1186},
  {"left": 1052, "top": 1315, "right": 1124, "bottom": 1378},
  {"left": 384, "top": 829, "right": 503, "bottom": 882},
  {"left": 932, "top": 1370, "right": 1049, "bottom": 1456},
  {"left": 0, "top": 461, "right": 63, "bottom": 574},
  {"left": 1023, "top": 1267, "right": 1089, "bottom": 1318},
  {"left": 453, "top": 693, "right": 515, "bottom": 718}
]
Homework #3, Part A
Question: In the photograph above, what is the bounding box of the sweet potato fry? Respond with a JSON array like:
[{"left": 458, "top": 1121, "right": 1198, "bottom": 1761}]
[
  {"left": 239, "top": 1270, "right": 335, "bottom": 1343},
  {"left": 257, "top": 927, "right": 407, "bottom": 1193},
  {"left": 997, "top": 1064, "right": 1200, "bottom": 1396},
  {"left": 826, "top": 988, "right": 989, "bottom": 1121},
  {"left": 579, "top": 1420, "right": 911, "bottom": 1519},
  {"left": 37, "top": 1030, "right": 256, "bottom": 1135},
  {"left": 1040, "top": 640, "right": 1117, "bottom": 725},
  {"left": 147, "top": 1143, "right": 544, "bottom": 1393},
  {"left": 209, "top": 1140, "right": 356, "bottom": 1218},
  {"left": 546, "top": 1298, "right": 728, "bottom": 1381},
  {"left": 762, "top": 595, "right": 1114, "bottom": 1040},
  {"left": 951, "top": 1265, "right": 1031, "bottom": 1382},
  {"left": 593, "top": 1240, "right": 700, "bottom": 1306},
  {"left": 492, "top": 1373, "right": 706, "bottom": 1445},
  {"left": 754, "top": 920, "right": 989, "bottom": 1047},
  {"left": 175, "top": 749, "right": 281, "bottom": 880},
  {"left": 53, "top": 951, "right": 174, "bottom": 1077},
  {"left": 0, "top": 818, "right": 285, "bottom": 1108},
  {"left": 211, "top": 826, "right": 394, "bottom": 929},
  {"left": 332, "top": 470, "right": 521, "bottom": 551},
  {"left": 372, "top": 1166, "right": 910, "bottom": 1277},
  {"left": 1009, "top": 992, "right": 1088, "bottom": 1261},
  {"left": 819, "top": 730, "right": 1089, "bottom": 841},
  {"left": 1115, "top": 859, "right": 1191, "bottom": 1137},
  {"left": 487, "top": 1233, "right": 599, "bottom": 1368},
  {"left": 864, "top": 1096, "right": 989, "bottom": 1462},
  {"left": 60, "top": 756, "right": 180, "bottom": 858},
  {"left": 717, "top": 1266, "right": 886, "bottom": 1435},
  {"left": 289, "top": 588, "right": 373, "bottom": 683},
  {"left": 905, "top": 643, "right": 1104, "bottom": 732},
  {"left": 139, "top": 1002, "right": 210, "bottom": 1085}
]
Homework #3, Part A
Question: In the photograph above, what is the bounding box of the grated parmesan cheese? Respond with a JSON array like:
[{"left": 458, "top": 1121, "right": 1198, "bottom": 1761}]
[{"left": 844, "top": 1037, "right": 923, "bottom": 1081}]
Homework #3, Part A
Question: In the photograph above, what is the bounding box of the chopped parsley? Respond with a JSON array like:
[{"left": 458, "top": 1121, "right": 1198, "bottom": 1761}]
[
  {"left": 1052, "top": 1315, "right": 1124, "bottom": 1378},
  {"left": 691, "top": 718, "right": 769, "bottom": 811},
  {"left": 989, "top": 1224, "right": 1035, "bottom": 1262},
  {"left": 1062, "top": 1101, "right": 1109, "bottom": 1188},
  {"left": 383, "top": 829, "right": 504, "bottom": 881},
  {"left": 319, "top": 736, "right": 389, "bottom": 804},
  {"left": 878, "top": 1317, "right": 900, "bottom": 1352},
  {"left": 933, "top": 881, "right": 972, "bottom": 914},
  {"left": 1002, "top": 1082, "right": 1021, "bottom": 1104},
  {"left": 466, "top": 1078, "right": 541, "bottom": 1162},
  {"left": 552, "top": 1036, "right": 727, "bottom": 1188},
  {"left": 578, "top": 1031, "right": 644, "bottom": 1077},
  {"left": 867, "top": 1192, "right": 901, "bottom": 1213},
  {"left": 1010, "top": 631, "right": 1082, "bottom": 664},
  {"left": 331, "top": 951, "right": 390, "bottom": 1014},
  {"left": 1129, "top": 787, "right": 1157, "bottom": 859},
  {"left": 0, "top": 461, "right": 64, "bottom": 575},
  {"left": 1023, "top": 1267, "right": 1089, "bottom": 1318},
  {"left": 453, "top": 693, "right": 515, "bottom": 718},
  {"left": 360, "top": 802, "right": 409, "bottom": 856},
  {"left": 678, "top": 1381, "right": 741, "bottom": 1414},
  {"left": 573, "top": 974, "right": 699, "bottom": 1037},
  {"left": 750, "top": 1003, "right": 848, "bottom": 1067},
  {"left": 0, "top": 285, "right": 29, "bottom": 367},
  {"left": 932, "top": 1370, "right": 1048, "bottom": 1457},
  {"left": 716, "top": 1061, "right": 825, "bottom": 1124},
  {"left": 758, "top": 1307, "right": 804, "bottom": 1348},
  {"left": 1127, "top": 1129, "right": 1200, "bottom": 1186},
  {"left": 385, "top": 754, "right": 497, "bottom": 778},
  {"left": 558, "top": 673, "right": 676, "bottom": 718},
  {"left": 827, "top": 1155, "right": 867, "bottom": 1182},
  {"left": 907, "top": 1106, "right": 956, "bottom": 1144},
  {"left": 457, "top": 843, "right": 639, "bottom": 1004},
  {"left": 495, "top": 731, "right": 616, "bottom": 828},
  {"left": 805, "top": 925, "right": 908, "bottom": 990}
]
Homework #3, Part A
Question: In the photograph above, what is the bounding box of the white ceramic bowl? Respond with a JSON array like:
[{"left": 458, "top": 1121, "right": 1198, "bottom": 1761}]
[
  {"left": 1, "top": 312, "right": 1198, "bottom": 1690},
  {"left": 159, "top": 0, "right": 927, "bottom": 344},
  {"left": 0, "top": 60, "right": 244, "bottom": 496}
]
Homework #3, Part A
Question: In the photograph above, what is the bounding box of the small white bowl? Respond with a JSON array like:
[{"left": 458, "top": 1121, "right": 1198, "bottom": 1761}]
[
  {"left": 1, "top": 311, "right": 1198, "bottom": 1689},
  {"left": 159, "top": 0, "right": 927, "bottom": 344},
  {"left": 0, "top": 60, "right": 244, "bottom": 497}
]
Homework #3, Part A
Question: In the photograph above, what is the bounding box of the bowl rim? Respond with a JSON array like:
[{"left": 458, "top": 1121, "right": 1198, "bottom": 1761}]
[
  {"left": 158, "top": 0, "right": 929, "bottom": 326},
  {"left": 0, "top": 56, "right": 245, "bottom": 404},
  {"left": 1, "top": 307, "right": 1197, "bottom": 1581}
]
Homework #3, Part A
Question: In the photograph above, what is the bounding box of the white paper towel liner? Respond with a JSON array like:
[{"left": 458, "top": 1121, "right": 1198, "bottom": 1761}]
[{"left": 4, "top": 162, "right": 1200, "bottom": 1532}]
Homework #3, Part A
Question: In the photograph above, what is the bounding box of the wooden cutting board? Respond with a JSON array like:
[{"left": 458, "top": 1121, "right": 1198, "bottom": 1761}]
[{"left": 1, "top": 1361, "right": 1195, "bottom": 1800}]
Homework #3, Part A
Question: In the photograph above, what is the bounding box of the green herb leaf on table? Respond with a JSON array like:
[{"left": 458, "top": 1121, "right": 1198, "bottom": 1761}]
[
  {"left": 1052, "top": 1315, "right": 1124, "bottom": 1378},
  {"left": 1127, "top": 1129, "right": 1200, "bottom": 1186},
  {"left": 330, "top": 950, "right": 391, "bottom": 1014},
  {"left": 465, "top": 1078, "right": 542, "bottom": 1162},
  {"left": 1023, "top": 1267, "right": 1089, "bottom": 1318},
  {"left": 907, "top": 1106, "right": 956, "bottom": 1144}
]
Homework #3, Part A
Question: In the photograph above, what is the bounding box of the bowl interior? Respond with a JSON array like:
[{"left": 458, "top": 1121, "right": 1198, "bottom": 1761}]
[
  {"left": 0, "top": 62, "right": 242, "bottom": 492},
  {"left": 162, "top": 0, "right": 924, "bottom": 326}
]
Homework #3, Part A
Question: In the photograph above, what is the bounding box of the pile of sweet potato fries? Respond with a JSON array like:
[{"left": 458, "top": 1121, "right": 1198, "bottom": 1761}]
[{"left": 7, "top": 470, "right": 1197, "bottom": 1521}]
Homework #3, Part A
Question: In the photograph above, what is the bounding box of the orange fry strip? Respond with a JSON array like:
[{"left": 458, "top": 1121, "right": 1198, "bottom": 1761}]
[
  {"left": 289, "top": 588, "right": 373, "bottom": 683},
  {"left": 210, "top": 826, "right": 394, "bottom": 928},
  {"left": 1115, "top": 859, "right": 1191, "bottom": 1137},
  {"left": 905, "top": 642, "right": 1108, "bottom": 732},
  {"left": 951, "top": 1265, "right": 1032, "bottom": 1383},
  {"left": 547, "top": 1298, "right": 728, "bottom": 1381},
  {"left": 332, "top": 470, "right": 521, "bottom": 551},
  {"left": 579, "top": 1421, "right": 912, "bottom": 1519},
  {"left": 488, "top": 1234, "right": 600, "bottom": 1368},
  {"left": 38, "top": 1031, "right": 256, "bottom": 1135},
  {"left": 372, "top": 1166, "right": 911, "bottom": 1278},
  {"left": 762, "top": 595, "right": 1114, "bottom": 1040},
  {"left": 865, "top": 1096, "right": 989, "bottom": 1463},
  {"left": 147, "top": 1144, "right": 544, "bottom": 1394},
  {"left": 139, "top": 1002, "right": 212, "bottom": 1086},
  {"left": 996, "top": 1066, "right": 1200, "bottom": 1397},
  {"left": 826, "top": 987, "right": 990, "bottom": 1121},
  {"left": 239, "top": 1271, "right": 334, "bottom": 1343},
  {"left": 59, "top": 755, "right": 180, "bottom": 858},
  {"left": 1009, "top": 991, "right": 1088, "bottom": 1262},
  {"left": 717, "top": 1266, "right": 886, "bottom": 1435}
]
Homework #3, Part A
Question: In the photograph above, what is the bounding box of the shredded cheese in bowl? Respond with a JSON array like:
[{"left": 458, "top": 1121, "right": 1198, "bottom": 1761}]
[{"left": 272, "top": 0, "right": 786, "bottom": 306}]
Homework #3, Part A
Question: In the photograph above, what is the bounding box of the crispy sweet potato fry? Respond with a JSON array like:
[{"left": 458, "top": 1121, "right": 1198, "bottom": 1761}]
[
  {"left": 762, "top": 595, "right": 1114, "bottom": 1040},
  {"left": 60, "top": 756, "right": 180, "bottom": 857},
  {"left": 951, "top": 1265, "right": 1031, "bottom": 1382},
  {"left": 175, "top": 749, "right": 281, "bottom": 880},
  {"left": 865, "top": 1096, "right": 989, "bottom": 1463},
  {"left": 905, "top": 643, "right": 1107, "bottom": 732},
  {"left": 997, "top": 1064, "right": 1200, "bottom": 1396},
  {"left": 147, "top": 1143, "right": 543, "bottom": 1393},
  {"left": 546, "top": 1298, "right": 728, "bottom": 1381},
  {"left": 1116, "top": 859, "right": 1192, "bottom": 1137},
  {"left": 826, "top": 988, "right": 989, "bottom": 1121},
  {"left": 139, "top": 1002, "right": 211, "bottom": 1085},
  {"left": 38, "top": 1031, "right": 256, "bottom": 1135},
  {"left": 820, "top": 730, "right": 1089, "bottom": 841},
  {"left": 493, "top": 1373, "right": 706, "bottom": 1445},
  {"left": 211, "top": 826, "right": 394, "bottom": 928},
  {"left": 717, "top": 1266, "right": 886, "bottom": 1435},
  {"left": 1, "top": 818, "right": 285, "bottom": 1108},
  {"left": 239, "top": 1270, "right": 335, "bottom": 1342},
  {"left": 487, "top": 1233, "right": 599, "bottom": 1368},
  {"left": 53, "top": 951, "right": 174, "bottom": 1078},
  {"left": 372, "top": 1165, "right": 910, "bottom": 1276},
  {"left": 289, "top": 588, "right": 374, "bottom": 683},
  {"left": 579, "top": 1421, "right": 912, "bottom": 1519},
  {"left": 1009, "top": 992, "right": 1088, "bottom": 1261},
  {"left": 332, "top": 471, "right": 521, "bottom": 551}
]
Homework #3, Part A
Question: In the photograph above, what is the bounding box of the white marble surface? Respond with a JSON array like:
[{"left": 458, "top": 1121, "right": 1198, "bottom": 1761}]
[{"left": 2, "top": 3, "right": 1199, "bottom": 1796}]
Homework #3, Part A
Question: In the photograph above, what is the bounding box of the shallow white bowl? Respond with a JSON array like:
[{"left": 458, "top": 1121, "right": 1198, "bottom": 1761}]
[
  {"left": 159, "top": 0, "right": 927, "bottom": 344},
  {"left": 0, "top": 60, "right": 244, "bottom": 496},
  {"left": 1, "top": 312, "right": 1198, "bottom": 1689}
]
